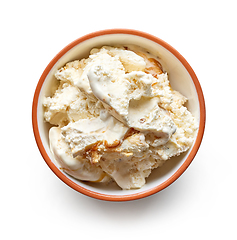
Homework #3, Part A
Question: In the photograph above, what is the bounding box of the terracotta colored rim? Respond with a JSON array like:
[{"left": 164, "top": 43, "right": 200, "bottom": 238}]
[{"left": 32, "top": 29, "right": 206, "bottom": 201}]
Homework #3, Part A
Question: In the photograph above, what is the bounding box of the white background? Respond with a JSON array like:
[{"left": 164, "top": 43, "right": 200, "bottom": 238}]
[{"left": 1, "top": 0, "right": 236, "bottom": 239}]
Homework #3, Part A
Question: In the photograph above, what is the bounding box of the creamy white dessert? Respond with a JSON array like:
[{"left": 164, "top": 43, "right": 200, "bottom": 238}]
[{"left": 43, "top": 45, "right": 198, "bottom": 189}]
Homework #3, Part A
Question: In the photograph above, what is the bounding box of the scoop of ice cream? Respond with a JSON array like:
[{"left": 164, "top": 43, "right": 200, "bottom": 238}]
[
  {"left": 90, "top": 46, "right": 146, "bottom": 73},
  {"left": 43, "top": 82, "right": 103, "bottom": 127},
  {"left": 99, "top": 133, "right": 151, "bottom": 189},
  {"left": 49, "top": 126, "right": 110, "bottom": 182},
  {"left": 88, "top": 64, "right": 176, "bottom": 145},
  {"left": 61, "top": 110, "right": 129, "bottom": 161}
]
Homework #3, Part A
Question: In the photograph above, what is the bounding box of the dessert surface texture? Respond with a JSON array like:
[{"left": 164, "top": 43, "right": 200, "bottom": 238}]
[{"left": 43, "top": 45, "right": 198, "bottom": 189}]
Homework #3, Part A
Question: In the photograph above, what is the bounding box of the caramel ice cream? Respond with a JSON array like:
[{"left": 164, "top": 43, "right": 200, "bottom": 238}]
[{"left": 43, "top": 45, "right": 198, "bottom": 189}]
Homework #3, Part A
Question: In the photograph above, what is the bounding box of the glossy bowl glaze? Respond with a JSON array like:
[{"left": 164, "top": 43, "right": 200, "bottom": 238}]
[{"left": 32, "top": 29, "right": 205, "bottom": 201}]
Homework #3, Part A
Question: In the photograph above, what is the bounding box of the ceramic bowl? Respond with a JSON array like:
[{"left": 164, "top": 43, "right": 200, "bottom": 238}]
[{"left": 32, "top": 29, "right": 205, "bottom": 201}]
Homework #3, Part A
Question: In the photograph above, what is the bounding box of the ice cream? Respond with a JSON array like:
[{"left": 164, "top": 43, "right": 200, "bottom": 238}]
[{"left": 43, "top": 45, "right": 198, "bottom": 189}]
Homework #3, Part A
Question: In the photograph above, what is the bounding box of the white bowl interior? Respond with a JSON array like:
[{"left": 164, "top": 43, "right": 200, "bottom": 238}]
[{"left": 37, "top": 34, "right": 200, "bottom": 196}]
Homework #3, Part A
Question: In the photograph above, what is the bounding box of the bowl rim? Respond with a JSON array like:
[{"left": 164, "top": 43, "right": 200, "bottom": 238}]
[{"left": 32, "top": 28, "right": 206, "bottom": 201}]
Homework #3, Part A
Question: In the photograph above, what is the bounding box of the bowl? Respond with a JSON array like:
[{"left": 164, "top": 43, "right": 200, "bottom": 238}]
[{"left": 32, "top": 29, "right": 205, "bottom": 201}]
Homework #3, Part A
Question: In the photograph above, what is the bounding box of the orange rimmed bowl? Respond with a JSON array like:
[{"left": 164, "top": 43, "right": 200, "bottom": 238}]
[{"left": 32, "top": 29, "right": 205, "bottom": 201}]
